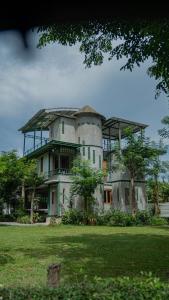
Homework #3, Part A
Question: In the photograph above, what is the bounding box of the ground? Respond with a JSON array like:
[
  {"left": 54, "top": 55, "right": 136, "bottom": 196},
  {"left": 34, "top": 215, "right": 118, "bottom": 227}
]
[{"left": 0, "top": 225, "right": 169, "bottom": 287}]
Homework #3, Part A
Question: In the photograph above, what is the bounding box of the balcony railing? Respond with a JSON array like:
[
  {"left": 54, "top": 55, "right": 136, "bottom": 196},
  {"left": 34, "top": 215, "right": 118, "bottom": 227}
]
[{"left": 45, "top": 168, "right": 72, "bottom": 179}]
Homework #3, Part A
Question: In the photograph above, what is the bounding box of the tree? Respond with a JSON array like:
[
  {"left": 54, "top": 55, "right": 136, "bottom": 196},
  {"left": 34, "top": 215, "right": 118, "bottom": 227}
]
[
  {"left": 0, "top": 150, "right": 23, "bottom": 213},
  {"left": 158, "top": 116, "right": 169, "bottom": 138},
  {"left": 113, "top": 128, "right": 163, "bottom": 215},
  {"left": 147, "top": 153, "right": 169, "bottom": 214},
  {"left": 22, "top": 159, "right": 44, "bottom": 224},
  {"left": 70, "top": 158, "right": 104, "bottom": 213},
  {"left": 37, "top": 19, "right": 169, "bottom": 98},
  {"left": 0, "top": 151, "right": 43, "bottom": 222}
]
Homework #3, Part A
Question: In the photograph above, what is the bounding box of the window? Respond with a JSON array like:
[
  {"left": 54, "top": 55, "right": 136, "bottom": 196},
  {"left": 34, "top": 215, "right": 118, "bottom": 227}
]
[
  {"left": 125, "top": 188, "right": 130, "bottom": 205},
  {"left": 88, "top": 147, "right": 90, "bottom": 160},
  {"left": 54, "top": 155, "right": 58, "bottom": 170},
  {"left": 60, "top": 155, "right": 69, "bottom": 169},
  {"left": 40, "top": 157, "right": 43, "bottom": 172},
  {"left": 104, "top": 190, "right": 112, "bottom": 204},
  {"left": 62, "top": 121, "right": 64, "bottom": 134},
  {"left": 99, "top": 155, "right": 101, "bottom": 168},
  {"left": 78, "top": 137, "right": 80, "bottom": 144},
  {"left": 93, "top": 150, "right": 95, "bottom": 163},
  {"left": 52, "top": 191, "right": 55, "bottom": 204}
]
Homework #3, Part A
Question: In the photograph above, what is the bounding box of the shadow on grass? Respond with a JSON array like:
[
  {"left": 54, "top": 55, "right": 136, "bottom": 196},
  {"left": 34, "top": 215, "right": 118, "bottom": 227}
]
[
  {"left": 0, "top": 253, "right": 15, "bottom": 265},
  {"left": 14, "top": 231, "right": 169, "bottom": 281}
]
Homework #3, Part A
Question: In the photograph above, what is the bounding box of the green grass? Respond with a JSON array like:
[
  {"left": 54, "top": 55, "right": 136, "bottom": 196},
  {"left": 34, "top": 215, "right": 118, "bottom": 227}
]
[{"left": 0, "top": 225, "right": 169, "bottom": 287}]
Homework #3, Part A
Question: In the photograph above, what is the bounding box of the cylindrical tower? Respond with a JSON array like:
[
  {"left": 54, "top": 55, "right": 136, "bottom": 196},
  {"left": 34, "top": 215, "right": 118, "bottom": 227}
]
[
  {"left": 75, "top": 105, "right": 105, "bottom": 170},
  {"left": 74, "top": 105, "right": 105, "bottom": 211}
]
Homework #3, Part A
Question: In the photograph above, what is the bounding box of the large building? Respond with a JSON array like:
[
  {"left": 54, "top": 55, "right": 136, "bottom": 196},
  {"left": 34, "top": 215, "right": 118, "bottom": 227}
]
[{"left": 19, "top": 105, "right": 148, "bottom": 216}]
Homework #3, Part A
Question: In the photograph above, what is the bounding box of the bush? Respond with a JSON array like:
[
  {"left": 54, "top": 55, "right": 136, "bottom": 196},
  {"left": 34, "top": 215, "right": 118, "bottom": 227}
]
[
  {"left": 17, "top": 215, "right": 31, "bottom": 224},
  {"left": 1, "top": 273, "right": 169, "bottom": 299},
  {"left": 151, "top": 216, "right": 168, "bottom": 226},
  {"left": 0, "top": 214, "right": 16, "bottom": 222},
  {"left": 108, "top": 210, "right": 135, "bottom": 227},
  {"left": 135, "top": 210, "right": 152, "bottom": 225},
  {"left": 48, "top": 216, "right": 62, "bottom": 226},
  {"left": 62, "top": 209, "right": 85, "bottom": 225},
  {"left": 62, "top": 209, "right": 169, "bottom": 227}
]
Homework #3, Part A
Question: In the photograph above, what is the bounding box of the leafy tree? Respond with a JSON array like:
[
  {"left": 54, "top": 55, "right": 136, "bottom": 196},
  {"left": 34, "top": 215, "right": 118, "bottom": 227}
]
[
  {"left": 147, "top": 178, "right": 169, "bottom": 204},
  {"left": 70, "top": 158, "right": 104, "bottom": 213},
  {"left": 0, "top": 150, "right": 23, "bottom": 213},
  {"left": 147, "top": 154, "right": 169, "bottom": 214},
  {"left": 113, "top": 128, "right": 164, "bottom": 215},
  {"left": 37, "top": 19, "right": 169, "bottom": 98},
  {"left": 158, "top": 116, "right": 169, "bottom": 138},
  {"left": 20, "top": 159, "right": 44, "bottom": 224},
  {"left": 0, "top": 151, "right": 43, "bottom": 222}
]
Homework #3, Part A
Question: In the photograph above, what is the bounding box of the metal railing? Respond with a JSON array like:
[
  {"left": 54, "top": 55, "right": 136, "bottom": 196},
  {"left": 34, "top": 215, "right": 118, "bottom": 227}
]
[
  {"left": 45, "top": 168, "right": 72, "bottom": 179},
  {"left": 24, "top": 138, "right": 49, "bottom": 156}
]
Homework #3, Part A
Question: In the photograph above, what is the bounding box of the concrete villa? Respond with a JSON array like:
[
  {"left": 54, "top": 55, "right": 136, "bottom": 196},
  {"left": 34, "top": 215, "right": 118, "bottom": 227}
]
[{"left": 19, "top": 105, "right": 148, "bottom": 217}]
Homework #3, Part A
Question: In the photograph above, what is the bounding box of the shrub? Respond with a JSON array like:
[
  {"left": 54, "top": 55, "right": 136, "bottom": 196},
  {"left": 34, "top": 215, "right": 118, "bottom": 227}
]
[
  {"left": 0, "top": 214, "right": 16, "bottom": 222},
  {"left": 62, "top": 209, "right": 84, "bottom": 225},
  {"left": 13, "top": 208, "right": 27, "bottom": 220},
  {"left": 135, "top": 210, "right": 152, "bottom": 225},
  {"left": 49, "top": 216, "right": 62, "bottom": 226},
  {"left": 108, "top": 210, "right": 135, "bottom": 227},
  {"left": 17, "top": 215, "right": 31, "bottom": 224},
  {"left": 151, "top": 216, "right": 168, "bottom": 226},
  {"left": 32, "top": 212, "right": 40, "bottom": 223},
  {"left": 1, "top": 273, "right": 169, "bottom": 299}
]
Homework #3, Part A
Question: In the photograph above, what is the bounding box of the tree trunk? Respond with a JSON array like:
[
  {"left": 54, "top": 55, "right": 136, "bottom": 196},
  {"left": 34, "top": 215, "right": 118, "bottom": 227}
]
[
  {"left": 130, "top": 177, "right": 137, "bottom": 215},
  {"left": 30, "top": 188, "right": 35, "bottom": 224},
  {"left": 21, "top": 180, "right": 25, "bottom": 208},
  {"left": 153, "top": 176, "right": 160, "bottom": 215}
]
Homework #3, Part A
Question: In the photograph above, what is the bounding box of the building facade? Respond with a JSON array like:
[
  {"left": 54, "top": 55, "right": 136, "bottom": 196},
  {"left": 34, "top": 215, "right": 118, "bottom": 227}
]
[{"left": 19, "top": 105, "right": 148, "bottom": 216}]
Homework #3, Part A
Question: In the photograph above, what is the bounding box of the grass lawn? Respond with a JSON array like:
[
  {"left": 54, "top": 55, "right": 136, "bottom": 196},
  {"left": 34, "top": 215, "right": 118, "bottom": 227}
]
[{"left": 0, "top": 225, "right": 169, "bottom": 287}]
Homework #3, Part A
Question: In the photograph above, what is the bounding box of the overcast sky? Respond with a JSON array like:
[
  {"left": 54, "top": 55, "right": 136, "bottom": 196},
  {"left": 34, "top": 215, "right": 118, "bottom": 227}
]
[{"left": 0, "top": 29, "right": 169, "bottom": 156}]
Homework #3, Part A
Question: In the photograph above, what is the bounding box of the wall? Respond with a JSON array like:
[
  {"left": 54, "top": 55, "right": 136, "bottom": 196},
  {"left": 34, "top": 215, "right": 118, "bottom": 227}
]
[
  {"left": 111, "top": 180, "right": 147, "bottom": 212},
  {"left": 76, "top": 114, "right": 103, "bottom": 170},
  {"left": 49, "top": 117, "right": 76, "bottom": 143}
]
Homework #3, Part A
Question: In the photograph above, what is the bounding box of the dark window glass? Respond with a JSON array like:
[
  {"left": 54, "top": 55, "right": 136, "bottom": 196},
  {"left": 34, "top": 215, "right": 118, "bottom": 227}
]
[
  {"left": 52, "top": 192, "right": 55, "bottom": 204},
  {"left": 60, "top": 155, "right": 69, "bottom": 169},
  {"left": 88, "top": 147, "right": 90, "bottom": 159},
  {"left": 40, "top": 157, "right": 43, "bottom": 172},
  {"left": 62, "top": 121, "right": 64, "bottom": 134},
  {"left": 93, "top": 150, "right": 95, "bottom": 163},
  {"left": 104, "top": 191, "right": 107, "bottom": 203},
  {"left": 125, "top": 188, "right": 130, "bottom": 205},
  {"left": 54, "top": 155, "right": 58, "bottom": 169}
]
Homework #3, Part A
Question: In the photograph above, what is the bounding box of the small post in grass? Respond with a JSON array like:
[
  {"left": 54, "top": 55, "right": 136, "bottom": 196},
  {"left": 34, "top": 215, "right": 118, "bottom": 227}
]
[{"left": 47, "top": 263, "right": 61, "bottom": 288}]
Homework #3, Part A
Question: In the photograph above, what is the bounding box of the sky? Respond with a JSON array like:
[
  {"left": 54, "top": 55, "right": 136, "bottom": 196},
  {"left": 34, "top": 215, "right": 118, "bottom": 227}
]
[{"left": 0, "top": 29, "right": 169, "bottom": 157}]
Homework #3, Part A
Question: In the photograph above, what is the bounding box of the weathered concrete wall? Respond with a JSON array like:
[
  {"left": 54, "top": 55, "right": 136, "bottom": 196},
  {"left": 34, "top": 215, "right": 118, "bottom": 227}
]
[
  {"left": 76, "top": 115, "right": 103, "bottom": 170},
  {"left": 111, "top": 180, "right": 147, "bottom": 212},
  {"left": 49, "top": 118, "right": 60, "bottom": 141},
  {"left": 49, "top": 117, "right": 76, "bottom": 143},
  {"left": 159, "top": 202, "right": 169, "bottom": 217},
  {"left": 76, "top": 115, "right": 102, "bottom": 146}
]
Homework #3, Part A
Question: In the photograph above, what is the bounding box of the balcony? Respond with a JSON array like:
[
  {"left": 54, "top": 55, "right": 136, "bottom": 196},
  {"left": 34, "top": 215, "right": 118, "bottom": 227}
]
[{"left": 44, "top": 168, "right": 72, "bottom": 179}]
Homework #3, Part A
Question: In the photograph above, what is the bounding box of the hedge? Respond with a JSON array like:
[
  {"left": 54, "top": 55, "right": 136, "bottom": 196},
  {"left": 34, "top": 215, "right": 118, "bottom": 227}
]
[
  {"left": 62, "top": 209, "right": 168, "bottom": 227},
  {"left": 1, "top": 274, "right": 169, "bottom": 299}
]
